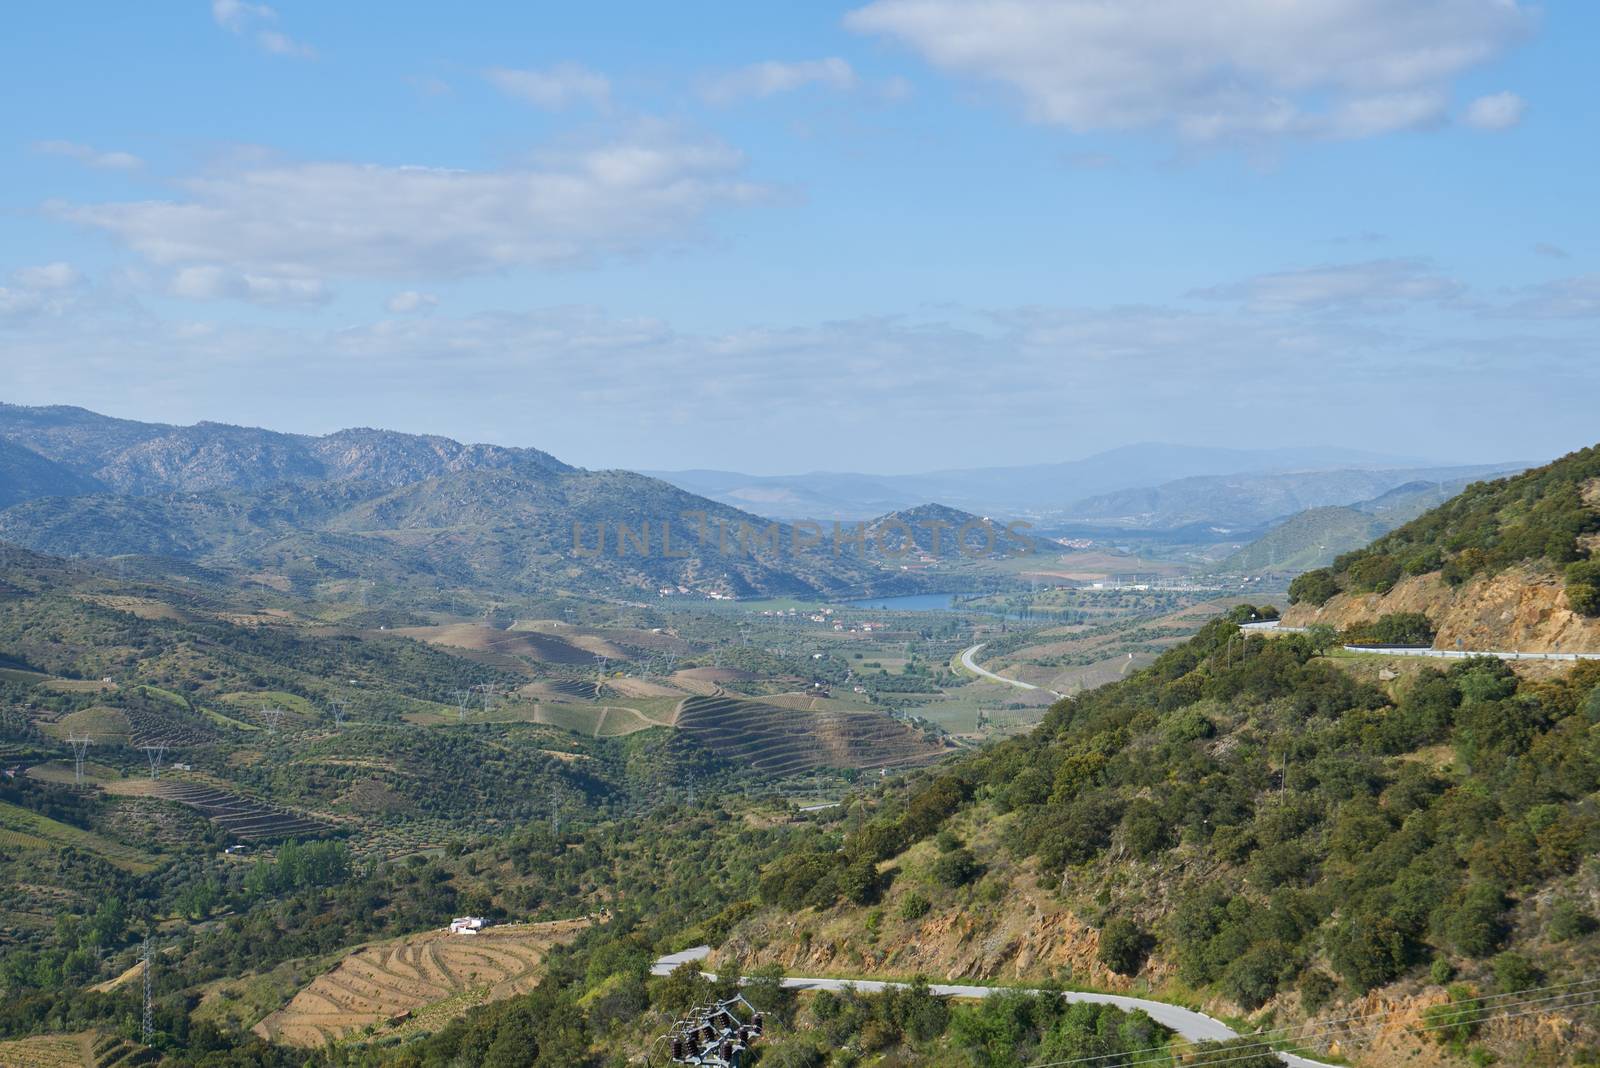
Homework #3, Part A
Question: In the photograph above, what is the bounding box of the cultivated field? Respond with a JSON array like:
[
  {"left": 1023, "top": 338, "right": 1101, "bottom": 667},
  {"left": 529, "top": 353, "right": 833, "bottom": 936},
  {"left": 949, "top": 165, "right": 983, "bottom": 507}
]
[
  {"left": 103, "top": 777, "right": 333, "bottom": 841},
  {"left": 253, "top": 919, "right": 589, "bottom": 1047},
  {"left": 674, "top": 695, "right": 949, "bottom": 776},
  {"left": 0, "top": 800, "right": 156, "bottom": 873}
]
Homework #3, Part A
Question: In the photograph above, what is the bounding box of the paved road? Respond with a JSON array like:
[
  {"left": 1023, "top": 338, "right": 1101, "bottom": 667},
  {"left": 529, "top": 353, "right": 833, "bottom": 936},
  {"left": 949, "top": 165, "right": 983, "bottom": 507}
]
[
  {"left": 958, "top": 643, "right": 1064, "bottom": 697},
  {"left": 651, "top": 947, "right": 1332, "bottom": 1066}
]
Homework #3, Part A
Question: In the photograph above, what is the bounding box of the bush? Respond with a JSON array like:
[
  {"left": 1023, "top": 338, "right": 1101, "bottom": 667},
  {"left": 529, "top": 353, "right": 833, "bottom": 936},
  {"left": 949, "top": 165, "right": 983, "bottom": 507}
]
[
  {"left": 899, "top": 893, "right": 931, "bottom": 921},
  {"left": 1096, "top": 918, "right": 1150, "bottom": 976},
  {"left": 1289, "top": 569, "right": 1340, "bottom": 606},
  {"left": 1549, "top": 901, "right": 1599, "bottom": 941},
  {"left": 1343, "top": 612, "right": 1435, "bottom": 647},
  {"left": 1491, "top": 951, "right": 1541, "bottom": 993},
  {"left": 1566, "top": 561, "right": 1600, "bottom": 616},
  {"left": 930, "top": 848, "right": 983, "bottom": 889},
  {"left": 1299, "top": 970, "right": 1337, "bottom": 1014}
]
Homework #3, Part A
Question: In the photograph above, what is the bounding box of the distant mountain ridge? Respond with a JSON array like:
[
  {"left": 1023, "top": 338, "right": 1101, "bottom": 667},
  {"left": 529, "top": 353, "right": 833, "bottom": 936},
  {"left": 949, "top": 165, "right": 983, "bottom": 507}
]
[
  {"left": 1061, "top": 462, "right": 1526, "bottom": 531},
  {"left": 0, "top": 403, "right": 569, "bottom": 496},
  {"left": 648, "top": 442, "right": 1437, "bottom": 520}
]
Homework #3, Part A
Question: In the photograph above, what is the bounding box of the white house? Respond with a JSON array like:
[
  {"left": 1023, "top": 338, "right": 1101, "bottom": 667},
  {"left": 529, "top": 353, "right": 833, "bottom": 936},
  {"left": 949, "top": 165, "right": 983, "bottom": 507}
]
[{"left": 449, "top": 916, "right": 485, "bottom": 935}]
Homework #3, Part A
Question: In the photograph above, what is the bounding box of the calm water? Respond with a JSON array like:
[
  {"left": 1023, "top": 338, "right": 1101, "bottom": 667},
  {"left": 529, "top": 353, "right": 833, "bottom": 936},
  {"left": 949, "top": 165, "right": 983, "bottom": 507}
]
[{"left": 845, "top": 592, "right": 962, "bottom": 612}]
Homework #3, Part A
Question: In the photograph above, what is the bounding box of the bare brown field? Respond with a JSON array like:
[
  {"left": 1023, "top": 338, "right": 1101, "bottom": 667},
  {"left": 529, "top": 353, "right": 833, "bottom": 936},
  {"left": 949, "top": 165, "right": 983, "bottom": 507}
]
[
  {"left": 0, "top": 1031, "right": 96, "bottom": 1068},
  {"left": 253, "top": 919, "right": 589, "bottom": 1048},
  {"left": 390, "top": 623, "right": 594, "bottom": 665},
  {"left": 601, "top": 676, "right": 688, "bottom": 698}
]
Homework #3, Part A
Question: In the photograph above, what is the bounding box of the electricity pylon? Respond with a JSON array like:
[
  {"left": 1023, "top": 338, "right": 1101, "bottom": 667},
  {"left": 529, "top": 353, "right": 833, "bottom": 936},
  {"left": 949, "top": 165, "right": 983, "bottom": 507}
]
[
  {"left": 66, "top": 732, "right": 93, "bottom": 784},
  {"left": 142, "top": 741, "right": 168, "bottom": 780}
]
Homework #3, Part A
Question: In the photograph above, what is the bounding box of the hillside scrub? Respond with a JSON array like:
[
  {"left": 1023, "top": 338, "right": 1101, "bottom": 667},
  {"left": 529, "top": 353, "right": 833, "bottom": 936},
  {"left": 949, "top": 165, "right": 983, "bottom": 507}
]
[
  {"left": 1293, "top": 444, "right": 1600, "bottom": 609},
  {"left": 757, "top": 617, "right": 1600, "bottom": 1015}
]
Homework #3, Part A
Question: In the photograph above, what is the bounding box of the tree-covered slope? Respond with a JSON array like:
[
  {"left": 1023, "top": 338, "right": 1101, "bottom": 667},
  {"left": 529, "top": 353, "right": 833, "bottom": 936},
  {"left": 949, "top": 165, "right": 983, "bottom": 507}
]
[
  {"left": 721, "top": 613, "right": 1600, "bottom": 1062},
  {"left": 1288, "top": 444, "right": 1600, "bottom": 616}
]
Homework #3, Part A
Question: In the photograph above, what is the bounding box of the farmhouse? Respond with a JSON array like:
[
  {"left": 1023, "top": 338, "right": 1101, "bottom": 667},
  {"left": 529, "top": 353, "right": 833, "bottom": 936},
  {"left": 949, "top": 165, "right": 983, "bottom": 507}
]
[{"left": 448, "top": 916, "right": 485, "bottom": 935}]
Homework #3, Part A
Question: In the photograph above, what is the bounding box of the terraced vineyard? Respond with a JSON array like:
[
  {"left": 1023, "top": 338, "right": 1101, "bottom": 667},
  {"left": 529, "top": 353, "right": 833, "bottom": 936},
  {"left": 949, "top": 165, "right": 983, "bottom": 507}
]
[
  {"left": 674, "top": 695, "right": 950, "bottom": 776},
  {"left": 253, "top": 920, "right": 588, "bottom": 1047},
  {"left": 152, "top": 781, "right": 334, "bottom": 842}
]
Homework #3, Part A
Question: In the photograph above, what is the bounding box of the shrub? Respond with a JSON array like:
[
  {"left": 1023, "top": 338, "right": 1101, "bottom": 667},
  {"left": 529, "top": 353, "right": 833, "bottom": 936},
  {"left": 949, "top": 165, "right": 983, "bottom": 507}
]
[
  {"left": 1299, "top": 970, "right": 1337, "bottom": 1013},
  {"left": 930, "top": 848, "right": 983, "bottom": 889},
  {"left": 1549, "top": 901, "right": 1599, "bottom": 941},
  {"left": 1288, "top": 569, "right": 1339, "bottom": 606},
  {"left": 1096, "top": 917, "right": 1150, "bottom": 976},
  {"left": 1491, "top": 951, "right": 1541, "bottom": 993},
  {"left": 899, "top": 893, "right": 931, "bottom": 921},
  {"left": 1565, "top": 560, "right": 1600, "bottom": 616}
]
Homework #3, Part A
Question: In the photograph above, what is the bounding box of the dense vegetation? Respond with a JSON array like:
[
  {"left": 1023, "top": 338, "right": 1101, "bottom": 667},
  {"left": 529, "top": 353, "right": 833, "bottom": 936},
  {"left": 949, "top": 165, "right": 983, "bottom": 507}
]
[
  {"left": 1290, "top": 445, "right": 1600, "bottom": 612},
  {"left": 744, "top": 618, "right": 1600, "bottom": 1025}
]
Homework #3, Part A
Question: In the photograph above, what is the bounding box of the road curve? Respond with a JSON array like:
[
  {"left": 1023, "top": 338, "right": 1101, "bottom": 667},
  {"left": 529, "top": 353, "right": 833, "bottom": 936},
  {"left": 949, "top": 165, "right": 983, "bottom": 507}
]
[
  {"left": 959, "top": 643, "right": 1062, "bottom": 696},
  {"left": 651, "top": 947, "right": 1332, "bottom": 1067}
]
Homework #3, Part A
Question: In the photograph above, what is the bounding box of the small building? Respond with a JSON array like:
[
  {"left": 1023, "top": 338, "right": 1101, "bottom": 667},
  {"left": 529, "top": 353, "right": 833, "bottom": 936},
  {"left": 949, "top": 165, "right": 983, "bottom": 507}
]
[{"left": 449, "top": 916, "right": 485, "bottom": 935}]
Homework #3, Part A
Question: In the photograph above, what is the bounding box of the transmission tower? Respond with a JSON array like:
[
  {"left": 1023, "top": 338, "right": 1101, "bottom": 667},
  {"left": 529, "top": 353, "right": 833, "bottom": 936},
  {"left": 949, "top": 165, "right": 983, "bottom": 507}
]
[
  {"left": 66, "top": 732, "right": 93, "bottom": 785},
  {"left": 142, "top": 741, "right": 168, "bottom": 780},
  {"left": 453, "top": 688, "right": 471, "bottom": 722},
  {"left": 479, "top": 682, "right": 497, "bottom": 716},
  {"left": 141, "top": 935, "right": 154, "bottom": 1044},
  {"left": 550, "top": 782, "right": 560, "bottom": 837},
  {"left": 656, "top": 995, "right": 764, "bottom": 1067},
  {"left": 262, "top": 706, "right": 285, "bottom": 735},
  {"left": 331, "top": 699, "right": 347, "bottom": 728}
]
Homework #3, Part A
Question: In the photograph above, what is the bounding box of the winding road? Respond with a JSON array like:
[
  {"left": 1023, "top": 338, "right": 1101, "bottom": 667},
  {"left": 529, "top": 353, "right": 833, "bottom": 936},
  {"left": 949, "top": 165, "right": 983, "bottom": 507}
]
[
  {"left": 958, "top": 643, "right": 1063, "bottom": 697},
  {"left": 651, "top": 947, "right": 1333, "bottom": 1067}
]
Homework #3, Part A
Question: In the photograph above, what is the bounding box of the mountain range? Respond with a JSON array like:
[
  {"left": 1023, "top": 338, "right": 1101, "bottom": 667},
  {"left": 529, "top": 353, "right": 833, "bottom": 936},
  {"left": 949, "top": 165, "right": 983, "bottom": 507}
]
[
  {"left": 0, "top": 404, "right": 1032, "bottom": 602},
  {"left": 650, "top": 445, "right": 1524, "bottom": 533}
]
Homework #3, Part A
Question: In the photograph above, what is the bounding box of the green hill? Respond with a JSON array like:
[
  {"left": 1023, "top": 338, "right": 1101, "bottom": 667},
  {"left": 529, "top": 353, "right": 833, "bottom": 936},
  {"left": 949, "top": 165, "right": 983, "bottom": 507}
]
[
  {"left": 1289, "top": 444, "right": 1600, "bottom": 612},
  {"left": 1219, "top": 505, "right": 1384, "bottom": 573}
]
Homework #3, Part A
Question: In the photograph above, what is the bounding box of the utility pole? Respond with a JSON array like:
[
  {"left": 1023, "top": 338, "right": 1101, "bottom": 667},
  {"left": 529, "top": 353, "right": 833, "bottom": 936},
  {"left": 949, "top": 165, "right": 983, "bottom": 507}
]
[
  {"left": 550, "top": 782, "right": 560, "bottom": 837},
  {"left": 67, "top": 732, "right": 93, "bottom": 785}
]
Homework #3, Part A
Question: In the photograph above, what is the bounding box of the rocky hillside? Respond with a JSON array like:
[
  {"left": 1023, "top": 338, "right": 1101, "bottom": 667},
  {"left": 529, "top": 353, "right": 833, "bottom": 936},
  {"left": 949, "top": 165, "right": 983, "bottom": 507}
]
[{"left": 1283, "top": 445, "right": 1600, "bottom": 650}]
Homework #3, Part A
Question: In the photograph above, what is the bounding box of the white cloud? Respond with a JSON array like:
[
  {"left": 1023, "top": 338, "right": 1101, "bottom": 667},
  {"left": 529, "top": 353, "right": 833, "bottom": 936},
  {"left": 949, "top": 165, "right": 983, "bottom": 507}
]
[
  {"left": 1193, "top": 259, "right": 1465, "bottom": 311},
  {"left": 0, "top": 263, "right": 86, "bottom": 319},
  {"left": 486, "top": 64, "right": 611, "bottom": 110},
  {"left": 699, "top": 58, "right": 858, "bottom": 105},
  {"left": 1463, "top": 91, "right": 1527, "bottom": 130},
  {"left": 33, "top": 140, "right": 143, "bottom": 170},
  {"left": 13, "top": 263, "right": 84, "bottom": 291},
  {"left": 387, "top": 290, "right": 438, "bottom": 314},
  {"left": 211, "top": 0, "right": 314, "bottom": 58},
  {"left": 169, "top": 266, "right": 329, "bottom": 305},
  {"left": 54, "top": 136, "right": 767, "bottom": 296},
  {"left": 845, "top": 0, "right": 1534, "bottom": 143}
]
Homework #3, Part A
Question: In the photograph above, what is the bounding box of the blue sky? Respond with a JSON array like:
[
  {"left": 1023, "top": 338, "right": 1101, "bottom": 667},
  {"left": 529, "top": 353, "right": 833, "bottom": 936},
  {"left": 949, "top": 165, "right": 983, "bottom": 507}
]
[{"left": 2, "top": 1, "right": 1597, "bottom": 473}]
